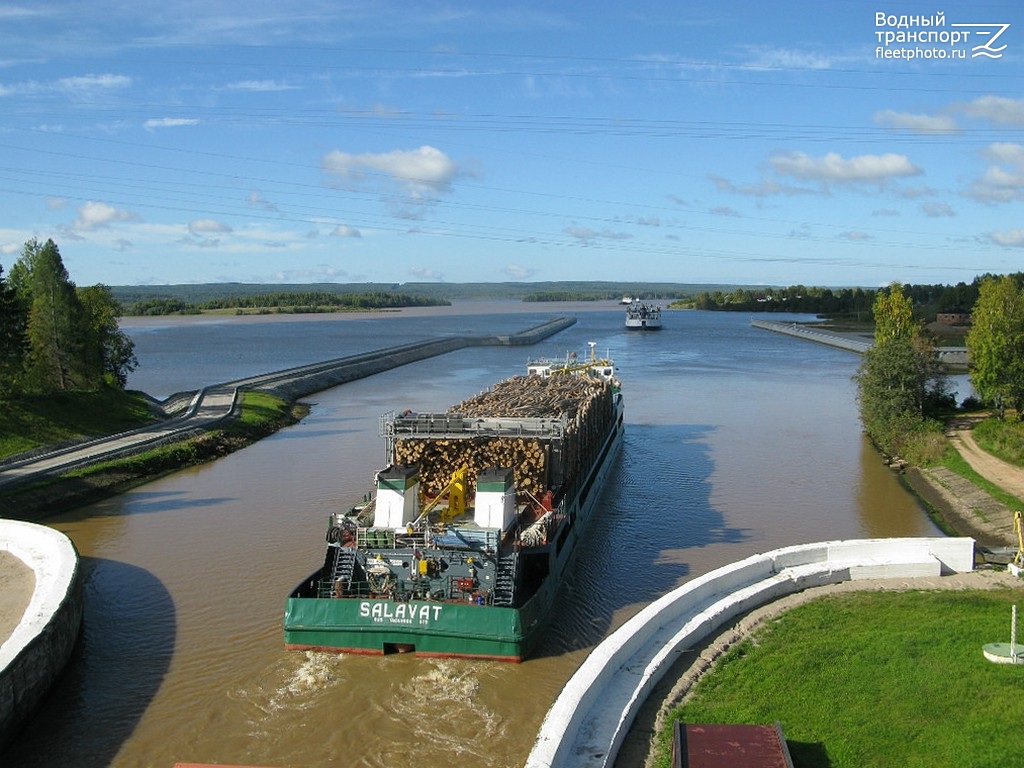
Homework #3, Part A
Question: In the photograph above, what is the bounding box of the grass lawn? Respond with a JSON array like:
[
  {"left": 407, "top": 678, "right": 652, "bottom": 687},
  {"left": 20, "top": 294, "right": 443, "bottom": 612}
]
[
  {"left": 658, "top": 589, "right": 1024, "bottom": 768},
  {"left": 972, "top": 417, "right": 1024, "bottom": 466},
  {"left": 0, "top": 388, "right": 157, "bottom": 459}
]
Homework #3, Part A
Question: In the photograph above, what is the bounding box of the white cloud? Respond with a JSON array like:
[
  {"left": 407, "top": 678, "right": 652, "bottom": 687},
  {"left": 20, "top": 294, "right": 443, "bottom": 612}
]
[
  {"left": 247, "top": 190, "right": 277, "bottom": 211},
  {"left": 329, "top": 225, "right": 362, "bottom": 238},
  {"left": 708, "top": 173, "right": 814, "bottom": 198},
  {"left": 409, "top": 266, "right": 444, "bottom": 280},
  {"left": 322, "top": 145, "right": 459, "bottom": 198},
  {"left": 874, "top": 109, "right": 958, "bottom": 134},
  {"left": 275, "top": 266, "right": 349, "bottom": 281},
  {"left": 989, "top": 229, "right": 1024, "bottom": 247},
  {"left": 188, "top": 218, "right": 232, "bottom": 236},
  {"left": 956, "top": 96, "right": 1024, "bottom": 127},
  {"left": 770, "top": 151, "right": 922, "bottom": 184},
  {"left": 58, "top": 73, "right": 131, "bottom": 92},
  {"left": 225, "top": 79, "right": 296, "bottom": 92},
  {"left": 564, "top": 226, "right": 633, "bottom": 244},
  {"left": 740, "top": 46, "right": 835, "bottom": 71},
  {"left": 144, "top": 117, "right": 199, "bottom": 130},
  {"left": 966, "top": 142, "right": 1024, "bottom": 203},
  {"left": 921, "top": 202, "right": 955, "bottom": 218},
  {"left": 73, "top": 201, "right": 138, "bottom": 231},
  {"left": 504, "top": 264, "right": 537, "bottom": 279}
]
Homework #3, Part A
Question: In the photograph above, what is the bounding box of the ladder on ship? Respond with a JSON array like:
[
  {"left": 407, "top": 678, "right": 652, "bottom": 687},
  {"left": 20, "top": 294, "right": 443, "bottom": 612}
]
[
  {"left": 321, "top": 546, "right": 359, "bottom": 598},
  {"left": 492, "top": 552, "right": 519, "bottom": 606}
]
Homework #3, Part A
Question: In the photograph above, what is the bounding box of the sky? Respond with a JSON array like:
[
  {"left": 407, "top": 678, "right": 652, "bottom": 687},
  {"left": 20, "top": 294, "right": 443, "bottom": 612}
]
[{"left": 0, "top": 0, "right": 1022, "bottom": 289}]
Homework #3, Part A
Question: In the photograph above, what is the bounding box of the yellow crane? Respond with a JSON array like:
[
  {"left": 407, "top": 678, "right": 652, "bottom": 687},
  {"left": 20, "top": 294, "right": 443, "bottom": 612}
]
[{"left": 418, "top": 465, "right": 469, "bottom": 524}]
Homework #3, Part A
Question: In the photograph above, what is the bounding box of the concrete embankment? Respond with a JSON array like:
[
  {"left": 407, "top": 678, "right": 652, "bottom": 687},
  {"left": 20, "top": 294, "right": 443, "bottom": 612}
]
[
  {"left": 0, "top": 521, "right": 82, "bottom": 754},
  {"left": 241, "top": 316, "right": 576, "bottom": 401},
  {"left": 751, "top": 319, "right": 872, "bottom": 354},
  {"left": 752, "top": 318, "right": 968, "bottom": 367}
]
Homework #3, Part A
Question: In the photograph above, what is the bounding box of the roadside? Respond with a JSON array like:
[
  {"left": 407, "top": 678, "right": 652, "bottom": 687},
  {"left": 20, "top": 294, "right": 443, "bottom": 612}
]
[{"left": 903, "top": 416, "right": 1023, "bottom": 550}]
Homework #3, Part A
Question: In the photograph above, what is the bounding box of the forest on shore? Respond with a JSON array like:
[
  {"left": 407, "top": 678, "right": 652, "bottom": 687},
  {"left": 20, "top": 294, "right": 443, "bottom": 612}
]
[{"left": 109, "top": 277, "right": 995, "bottom": 320}]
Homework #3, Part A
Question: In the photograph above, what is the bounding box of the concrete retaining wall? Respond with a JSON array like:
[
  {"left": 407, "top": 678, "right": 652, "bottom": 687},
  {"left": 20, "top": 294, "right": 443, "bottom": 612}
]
[
  {"left": 256, "top": 317, "right": 577, "bottom": 401},
  {"left": 751, "top": 319, "right": 872, "bottom": 354},
  {"left": 0, "top": 521, "right": 83, "bottom": 754},
  {"left": 526, "top": 537, "right": 975, "bottom": 768}
]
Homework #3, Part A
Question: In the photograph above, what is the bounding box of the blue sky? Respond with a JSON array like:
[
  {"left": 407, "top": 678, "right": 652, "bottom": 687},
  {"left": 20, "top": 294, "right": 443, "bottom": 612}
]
[{"left": 1, "top": 1, "right": 1022, "bottom": 288}]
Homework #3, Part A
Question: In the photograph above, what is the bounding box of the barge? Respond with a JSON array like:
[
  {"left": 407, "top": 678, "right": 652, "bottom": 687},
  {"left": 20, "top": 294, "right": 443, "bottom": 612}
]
[{"left": 283, "top": 344, "right": 624, "bottom": 662}]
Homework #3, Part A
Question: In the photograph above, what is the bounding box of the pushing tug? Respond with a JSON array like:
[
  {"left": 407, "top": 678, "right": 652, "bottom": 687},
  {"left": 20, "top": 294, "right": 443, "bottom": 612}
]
[{"left": 284, "top": 343, "right": 624, "bottom": 662}]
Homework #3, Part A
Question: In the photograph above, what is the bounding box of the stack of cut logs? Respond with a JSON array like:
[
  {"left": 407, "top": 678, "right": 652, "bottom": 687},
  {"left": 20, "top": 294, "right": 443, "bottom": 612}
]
[{"left": 393, "top": 374, "right": 614, "bottom": 498}]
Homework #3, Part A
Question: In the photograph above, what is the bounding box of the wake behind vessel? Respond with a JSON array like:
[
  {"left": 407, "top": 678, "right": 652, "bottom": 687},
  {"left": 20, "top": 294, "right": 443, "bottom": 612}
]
[{"left": 284, "top": 344, "right": 624, "bottom": 662}]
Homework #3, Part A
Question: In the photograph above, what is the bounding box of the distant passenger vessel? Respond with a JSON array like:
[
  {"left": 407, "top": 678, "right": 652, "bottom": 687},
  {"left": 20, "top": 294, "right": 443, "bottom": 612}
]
[{"left": 624, "top": 300, "right": 662, "bottom": 330}]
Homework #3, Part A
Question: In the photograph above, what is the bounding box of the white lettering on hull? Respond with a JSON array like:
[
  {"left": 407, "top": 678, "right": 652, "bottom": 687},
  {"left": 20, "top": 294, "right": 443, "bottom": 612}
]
[{"left": 358, "top": 601, "right": 444, "bottom": 625}]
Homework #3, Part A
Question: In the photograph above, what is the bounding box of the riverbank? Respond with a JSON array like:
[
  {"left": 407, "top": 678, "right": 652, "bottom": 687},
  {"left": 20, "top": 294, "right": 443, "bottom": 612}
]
[{"left": 0, "top": 398, "right": 306, "bottom": 521}]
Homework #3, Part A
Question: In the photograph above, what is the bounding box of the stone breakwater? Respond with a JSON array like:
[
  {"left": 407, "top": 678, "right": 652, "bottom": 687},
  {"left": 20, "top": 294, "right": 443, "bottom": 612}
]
[{"left": 0, "top": 520, "right": 82, "bottom": 753}]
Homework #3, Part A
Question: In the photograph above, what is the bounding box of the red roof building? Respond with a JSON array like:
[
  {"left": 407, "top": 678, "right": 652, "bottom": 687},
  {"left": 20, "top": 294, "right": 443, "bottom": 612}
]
[{"left": 672, "top": 722, "right": 795, "bottom": 768}]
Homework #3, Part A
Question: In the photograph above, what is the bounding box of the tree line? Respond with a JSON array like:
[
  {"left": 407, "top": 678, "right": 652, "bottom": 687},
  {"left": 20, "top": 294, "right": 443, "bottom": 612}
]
[
  {"left": 0, "top": 239, "right": 137, "bottom": 401},
  {"left": 692, "top": 279, "right": 989, "bottom": 319},
  {"left": 125, "top": 291, "right": 449, "bottom": 316},
  {"left": 855, "top": 275, "right": 1024, "bottom": 464}
]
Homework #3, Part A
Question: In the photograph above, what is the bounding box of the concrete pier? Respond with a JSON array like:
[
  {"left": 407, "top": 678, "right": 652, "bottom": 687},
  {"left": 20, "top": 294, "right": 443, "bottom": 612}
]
[
  {"left": 0, "top": 521, "right": 83, "bottom": 753},
  {"left": 752, "top": 318, "right": 968, "bottom": 367},
  {"left": 751, "top": 319, "right": 872, "bottom": 354}
]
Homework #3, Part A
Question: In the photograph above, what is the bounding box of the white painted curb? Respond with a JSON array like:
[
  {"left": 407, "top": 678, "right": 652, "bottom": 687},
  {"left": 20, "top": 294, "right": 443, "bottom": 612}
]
[{"left": 0, "top": 520, "right": 83, "bottom": 750}]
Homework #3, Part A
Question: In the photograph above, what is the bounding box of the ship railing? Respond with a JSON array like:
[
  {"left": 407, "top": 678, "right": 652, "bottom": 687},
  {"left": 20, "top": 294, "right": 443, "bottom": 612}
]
[
  {"left": 315, "top": 574, "right": 493, "bottom": 605},
  {"left": 381, "top": 411, "right": 567, "bottom": 441}
]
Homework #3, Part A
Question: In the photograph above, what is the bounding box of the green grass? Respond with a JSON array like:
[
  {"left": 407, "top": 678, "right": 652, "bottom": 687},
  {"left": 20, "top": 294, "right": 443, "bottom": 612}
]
[
  {"left": 973, "top": 418, "right": 1024, "bottom": 467},
  {"left": 657, "top": 590, "right": 1024, "bottom": 768},
  {"left": 0, "top": 388, "right": 157, "bottom": 459},
  {"left": 230, "top": 390, "right": 297, "bottom": 430},
  {"left": 62, "top": 391, "right": 300, "bottom": 480}
]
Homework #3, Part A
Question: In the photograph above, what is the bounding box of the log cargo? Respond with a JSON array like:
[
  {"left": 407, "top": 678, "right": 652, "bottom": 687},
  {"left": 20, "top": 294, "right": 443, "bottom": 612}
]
[
  {"left": 285, "top": 346, "right": 624, "bottom": 662},
  {"left": 393, "top": 374, "right": 613, "bottom": 497}
]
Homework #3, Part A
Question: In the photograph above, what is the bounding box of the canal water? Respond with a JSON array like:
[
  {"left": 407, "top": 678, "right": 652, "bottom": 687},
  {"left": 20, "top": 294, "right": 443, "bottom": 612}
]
[{"left": 6, "top": 303, "right": 940, "bottom": 768}]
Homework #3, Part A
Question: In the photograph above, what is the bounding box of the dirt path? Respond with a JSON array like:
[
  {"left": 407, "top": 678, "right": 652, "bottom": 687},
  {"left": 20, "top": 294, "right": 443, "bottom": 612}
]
[{"left": 949, "top": 419, "right": 1024, "bottom": 499}]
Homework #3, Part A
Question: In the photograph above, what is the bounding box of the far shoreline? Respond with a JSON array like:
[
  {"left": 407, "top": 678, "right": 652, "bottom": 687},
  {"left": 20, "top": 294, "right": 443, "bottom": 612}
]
[{"left": 119, "top": 299, "right": 628, "bottom": 328}]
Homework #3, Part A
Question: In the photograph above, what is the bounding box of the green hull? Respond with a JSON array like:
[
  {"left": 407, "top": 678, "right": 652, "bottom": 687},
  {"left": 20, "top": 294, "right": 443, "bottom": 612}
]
[
  {"left": 283, "top": 365, "right": 624, "bottom": 663},
  {"left": 284, "top": 585, "right": 548, "bottom": 661}
]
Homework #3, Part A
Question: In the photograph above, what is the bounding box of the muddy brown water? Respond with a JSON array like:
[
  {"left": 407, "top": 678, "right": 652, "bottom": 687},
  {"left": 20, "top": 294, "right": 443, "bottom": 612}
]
[{"left": 5, "top": 305, "right": 939, "bottom": 767}]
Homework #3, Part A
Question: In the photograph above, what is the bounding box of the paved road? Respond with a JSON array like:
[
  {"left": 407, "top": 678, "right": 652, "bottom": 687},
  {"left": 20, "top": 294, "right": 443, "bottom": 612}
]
[{"left": 0, "top": 386, "right": 238, "bottom": 491}]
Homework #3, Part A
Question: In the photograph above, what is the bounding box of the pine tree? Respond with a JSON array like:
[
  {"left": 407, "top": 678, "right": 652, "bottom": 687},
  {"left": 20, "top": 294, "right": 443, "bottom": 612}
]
[
  {"left": 20, "top": 239, "right": 87, "bottom": 391},
  {"left": 0, "top": 263, "right": 28, "bottom": 399}
]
